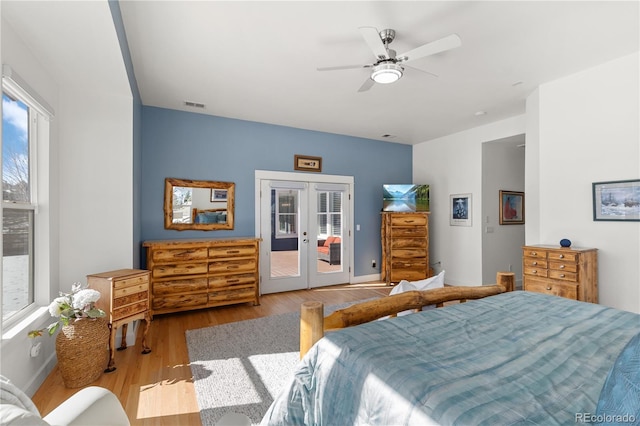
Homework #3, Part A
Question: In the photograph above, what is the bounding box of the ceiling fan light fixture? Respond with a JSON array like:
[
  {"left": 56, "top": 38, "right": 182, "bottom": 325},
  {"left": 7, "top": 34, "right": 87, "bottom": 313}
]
[{"left": 371, "top": 63, "right": 403, "bottom": 84}]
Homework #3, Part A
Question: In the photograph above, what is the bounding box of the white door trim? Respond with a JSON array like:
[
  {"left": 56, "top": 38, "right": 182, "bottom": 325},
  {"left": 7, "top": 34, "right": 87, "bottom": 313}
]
[{"left": 255, "top": 170, "right": 355, "bottom": 286}]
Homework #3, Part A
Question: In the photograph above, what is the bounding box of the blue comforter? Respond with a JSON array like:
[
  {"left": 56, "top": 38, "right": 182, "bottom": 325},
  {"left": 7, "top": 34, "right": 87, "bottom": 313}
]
[{"left": 262, "top": 291, "right": 640, "bottom": 426}]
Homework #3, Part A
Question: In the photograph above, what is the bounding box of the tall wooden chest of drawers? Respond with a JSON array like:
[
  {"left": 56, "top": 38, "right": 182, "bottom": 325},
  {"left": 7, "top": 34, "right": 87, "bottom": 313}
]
[
  {"left": 142, "top": 238, "right": 260, "bottom": 317},
  {"left": 87, "top": 268, "right": 152, "bottom": 372},
  {"left": 522, "top": 245, "right": 598, "bottom": 303},
  {"left": 381, "top": 212, "right": 430, "bottom": 285}
]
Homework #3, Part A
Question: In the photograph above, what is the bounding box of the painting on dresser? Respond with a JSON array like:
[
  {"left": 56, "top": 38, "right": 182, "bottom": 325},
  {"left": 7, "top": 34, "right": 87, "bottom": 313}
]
[
  {"left": 592, "top": 179, "right": 640, "bottom": 221},
  {"left": 450, "top": 193, "right": 471, "bottom": 226},
  {"left": 383, "top": 184, "right": 429, "bottom": 212},
  {"left": 499, "top": 190, "right": 525, "bottom": 225}
]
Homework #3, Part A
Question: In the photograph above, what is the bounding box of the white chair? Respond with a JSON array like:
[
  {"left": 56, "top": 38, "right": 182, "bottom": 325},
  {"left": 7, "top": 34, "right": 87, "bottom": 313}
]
[{"left": 1, "top": 376, "right": 130, "bottom": 426}]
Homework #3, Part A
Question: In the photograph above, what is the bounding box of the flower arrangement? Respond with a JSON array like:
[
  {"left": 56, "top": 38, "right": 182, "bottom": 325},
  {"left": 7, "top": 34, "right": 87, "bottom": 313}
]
[{"left": 28, "top": 283, "right": 105, "bottom": 338}]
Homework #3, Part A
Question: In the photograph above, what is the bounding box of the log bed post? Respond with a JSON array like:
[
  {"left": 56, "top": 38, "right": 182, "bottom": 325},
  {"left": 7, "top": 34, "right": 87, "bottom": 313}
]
[
  {"left": 300, "top": 272, "right": 515, "bottom": 358},
  {"left": 300, "top": 301, "right": 324, "bottom": 359}
]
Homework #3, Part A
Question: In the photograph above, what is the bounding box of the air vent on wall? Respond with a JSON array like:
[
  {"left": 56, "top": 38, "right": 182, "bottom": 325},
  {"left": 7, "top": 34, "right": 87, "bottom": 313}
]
[{"left": 184, "top": 101, "right": 206, "bottom": 109}]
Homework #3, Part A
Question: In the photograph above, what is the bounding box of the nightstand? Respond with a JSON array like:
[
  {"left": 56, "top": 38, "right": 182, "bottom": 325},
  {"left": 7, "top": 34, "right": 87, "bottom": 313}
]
[{"left": 87, "top": 269, "right": 152, "bottom": 372}]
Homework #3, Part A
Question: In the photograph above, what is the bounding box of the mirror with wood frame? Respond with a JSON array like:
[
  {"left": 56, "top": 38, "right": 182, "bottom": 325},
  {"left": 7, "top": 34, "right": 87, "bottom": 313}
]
[{"left": 164, "top": 178, "right": 235, "bottom": 230}]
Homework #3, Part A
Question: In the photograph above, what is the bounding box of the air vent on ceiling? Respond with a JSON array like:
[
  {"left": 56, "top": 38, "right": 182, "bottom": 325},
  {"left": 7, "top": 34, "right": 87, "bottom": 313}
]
[
  {"left": 381, "top": 134, "right": 396, "bottom": 139},
  {"left": 184, "top": 101, "right": 206, "bottom": 109}
]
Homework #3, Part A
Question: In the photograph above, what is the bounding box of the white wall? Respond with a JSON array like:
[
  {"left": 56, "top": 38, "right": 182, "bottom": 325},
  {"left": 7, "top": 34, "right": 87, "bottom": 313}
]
[
  {"left": 1, "top": 4, "right": 134, "bottom": 394},
  {"left": 413, "top": 115, "right": 526, "bottom": 285},
  {"left": 526, "top": 52, "right": 639, "bottom": 313},
  {"left": 58, "top": 89, "right": 133, "bottom": 285}
]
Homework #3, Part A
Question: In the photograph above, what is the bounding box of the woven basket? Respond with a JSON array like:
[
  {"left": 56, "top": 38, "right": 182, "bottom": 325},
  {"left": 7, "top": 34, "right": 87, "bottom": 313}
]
[{"left": 55, "top": 317, "right": 110, "bottom": 388}]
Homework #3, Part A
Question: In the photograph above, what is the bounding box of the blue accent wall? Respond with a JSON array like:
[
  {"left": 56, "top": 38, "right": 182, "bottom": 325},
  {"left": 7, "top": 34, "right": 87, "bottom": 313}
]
[{"left": 141, "top": 106, "right": 412, "bottom": 277}]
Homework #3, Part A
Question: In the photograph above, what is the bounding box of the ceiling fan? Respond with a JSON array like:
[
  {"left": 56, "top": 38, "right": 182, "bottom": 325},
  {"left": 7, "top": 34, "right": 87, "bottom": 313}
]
[{"left": 318, "top": 27, "right": 461, "bottom": 92}]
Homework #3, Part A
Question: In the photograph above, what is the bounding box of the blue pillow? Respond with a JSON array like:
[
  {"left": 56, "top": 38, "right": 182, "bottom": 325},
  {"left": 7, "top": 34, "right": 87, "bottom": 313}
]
[{"left": 594, "top": 331, "right": 640, "bottom": 425}]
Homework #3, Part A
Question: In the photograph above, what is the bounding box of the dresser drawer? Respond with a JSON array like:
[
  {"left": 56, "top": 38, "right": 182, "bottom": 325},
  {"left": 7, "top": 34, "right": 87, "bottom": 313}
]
[
  {"left": 391, "top": 269, "right": 428, "bottom": 282},
  {"left": 209, "top": 258, "right": 257, "bottom": 274},
  {"left": 114, "top": 283, "right": 148, "bottom": 299},
  {"left": 391, "top": 227, "right": 427, "bottom": 237},
  {"left": 523, "top": 266, "right": 549, "bottom": 278},
  {"left": 114, "top": 274, "right": 149, "bottom": 289},
  {"left": 209, "top": 273, "right": 256, "bottom": 289},
  {"left": 113, "top": 300, "right": 148, "bottom": 320},
  {"left": 114, "top": 286, "right": 148, "bottom": 305},
  {"left": 525, "top": 279, "right": 578, "bottom": 300},
  {"left": 523, "top": 248, "right": 547, "bottom": 259},
  {"left": 152, "top": 293, "right": 208, "bottom": 310},
  {"left": 209, "top": 245, "right": 257, "bottom": 258},
  {"left": 391, "top": 238, "right": 427, "bottom": 250},
  {"left": 547, "top": 250, "right": 578, "bottom": 262},
  {"left": 152, "top": 247, "right": 208, "bottom": 262},
  {"left": 153, "top": 262, "right": 208, "bottom": 278},
  {"left": 209, "top": 288, "right": 256, "bottom": 304},
  {"left": 390, "top": 214, "right": 428, "bottom": 227},
  {"left": 391, "top": 248, "right": 427, "bottom": 259},
  {"left": 549, "top": 270, "right": 578, "bottom": 282},
  {"left": 523, "top": 258, "right": 548, "bottom": 268},
  {"left": 549, "top": 261, "right": 578, "bottom": 273},
  {"left": 152, "top": 278, "right": 208, "bottom": 295}
]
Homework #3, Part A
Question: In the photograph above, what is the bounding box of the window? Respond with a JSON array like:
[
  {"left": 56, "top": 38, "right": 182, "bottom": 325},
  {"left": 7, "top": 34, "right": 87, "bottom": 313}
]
[
  {"left": 275, "top": 189, "right": 298, "bottom": 239},
  {"left": 2, "top": 67, "right": 52, "bottom": 326},
  {"left": 317, "top": 191, "right": 342, "bottom": 238}
]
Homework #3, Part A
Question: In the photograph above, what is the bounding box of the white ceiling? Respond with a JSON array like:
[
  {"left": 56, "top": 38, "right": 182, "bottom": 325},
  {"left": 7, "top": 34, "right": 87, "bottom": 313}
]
[{"left": 4, "top": 1, "right": 639, "bottom": 145}]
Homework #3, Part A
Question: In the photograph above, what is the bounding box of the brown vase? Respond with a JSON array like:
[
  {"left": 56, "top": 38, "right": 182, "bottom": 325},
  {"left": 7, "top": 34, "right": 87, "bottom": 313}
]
[{"left": 55, "top": 316, "right": 110, "bottom": 388}]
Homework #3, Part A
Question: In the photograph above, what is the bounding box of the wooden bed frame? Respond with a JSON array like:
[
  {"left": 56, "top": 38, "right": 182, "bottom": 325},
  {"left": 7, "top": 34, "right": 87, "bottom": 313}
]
[{"left": 300, "top": 272, "right": 515, "bottom": 358}]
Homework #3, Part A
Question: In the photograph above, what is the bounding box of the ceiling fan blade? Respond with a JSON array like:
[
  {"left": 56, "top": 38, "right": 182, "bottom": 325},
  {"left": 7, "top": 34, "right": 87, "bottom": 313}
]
[
  {"left": 358, "top": 78, "right": 375, "bottom": 92},
  {"left": 404, "top": 64, "right": 439, "bottom": 78},
  {"left": 358, "top": 26, "right": 389, "bottom": 60},
  {"left": 317, "top": 64, "right": 371, "bottom": 72},
  {"left": 397, "top": 33, "right": 461, "bottom": 63}
]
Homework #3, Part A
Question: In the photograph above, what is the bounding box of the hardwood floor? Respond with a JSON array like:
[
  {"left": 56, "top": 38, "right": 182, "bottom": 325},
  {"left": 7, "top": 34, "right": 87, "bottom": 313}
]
[{"left": 31, "top": 282, "right": 391, "bottom": 425}]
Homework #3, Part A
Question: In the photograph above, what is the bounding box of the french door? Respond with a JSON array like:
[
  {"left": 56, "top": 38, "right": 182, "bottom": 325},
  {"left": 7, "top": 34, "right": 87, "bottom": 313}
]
[{"left": 258, "top": 176, "right": 351, "bottom": 294}]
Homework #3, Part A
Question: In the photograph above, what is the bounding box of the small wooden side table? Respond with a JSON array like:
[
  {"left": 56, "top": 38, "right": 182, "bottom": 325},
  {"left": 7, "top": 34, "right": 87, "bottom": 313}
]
[{"left": 88, "top": 269, "right": 152, "bottom": 372}]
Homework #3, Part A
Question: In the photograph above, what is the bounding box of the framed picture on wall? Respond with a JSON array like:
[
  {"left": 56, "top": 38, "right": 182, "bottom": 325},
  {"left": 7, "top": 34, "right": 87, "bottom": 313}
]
[
  {"left": 211, "top": 189, "right": 228, "bottom": 202},
  {"left": 592, "top": 179, "right": 640, "bottom": 221},
  {"left": 450, "top": 194, "right": 472, "bottom": 226},
  {"left": 499, "top": 190, "right": 525, "bottom": 225}
]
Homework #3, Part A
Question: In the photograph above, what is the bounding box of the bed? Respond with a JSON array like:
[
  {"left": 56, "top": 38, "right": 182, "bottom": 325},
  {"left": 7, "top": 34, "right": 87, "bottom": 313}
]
[{"left": 261, "top": 282, "right": 640, "bottom": 425}]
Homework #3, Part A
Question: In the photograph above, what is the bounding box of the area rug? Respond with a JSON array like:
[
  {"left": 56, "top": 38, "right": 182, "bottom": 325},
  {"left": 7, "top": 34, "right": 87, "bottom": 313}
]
[{"left": 186, "top": 299, "right": 377, "bottom": 425}]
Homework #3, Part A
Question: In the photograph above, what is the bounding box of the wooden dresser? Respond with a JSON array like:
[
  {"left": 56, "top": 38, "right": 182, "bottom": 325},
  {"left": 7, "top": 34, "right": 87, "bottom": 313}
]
[
  {"left": 142, "top": 238, "right": 260, "bottom": 317},
  {"left": 381, "top": 212, "right": 430, "bottom": 285},
  {"left": 522, "top": 245, "right": 598, "bottom": 303},
  {"left": 87, "top": 269, "right": 152, "bottom": 372}
]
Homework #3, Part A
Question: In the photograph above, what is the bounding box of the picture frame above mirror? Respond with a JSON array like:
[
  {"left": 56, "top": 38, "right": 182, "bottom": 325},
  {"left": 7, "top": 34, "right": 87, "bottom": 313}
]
[{"left": 164, "top": 178, "right": 235, "bottom": 230}]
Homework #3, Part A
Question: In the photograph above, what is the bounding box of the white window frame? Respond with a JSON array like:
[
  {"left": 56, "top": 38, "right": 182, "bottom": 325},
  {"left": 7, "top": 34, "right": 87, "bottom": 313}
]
[{"left": 2, "top": 65, "right": 53, "bottom": 330}]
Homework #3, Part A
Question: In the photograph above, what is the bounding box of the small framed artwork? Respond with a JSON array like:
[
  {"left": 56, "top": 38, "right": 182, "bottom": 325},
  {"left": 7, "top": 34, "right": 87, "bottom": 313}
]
[
  {"left": 211, "top": 189, "right": 228, "bottom": 202},
  {"left": 592, "top": 179, "right": 640, "bottom": 221},
  {"left": 450, "top": 193, "right": 472, "bottom": 226},
  {"left": 294, "top": 155, "right": 322, "bottom": 172},
  {"left": 499, "top": 190, "right": 525, "bottom": 225}
]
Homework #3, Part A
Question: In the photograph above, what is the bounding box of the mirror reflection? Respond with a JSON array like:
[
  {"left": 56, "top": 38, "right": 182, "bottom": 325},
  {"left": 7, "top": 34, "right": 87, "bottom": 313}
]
[{"left": 164, "top": 178, "right": 235, "bottom": 230}]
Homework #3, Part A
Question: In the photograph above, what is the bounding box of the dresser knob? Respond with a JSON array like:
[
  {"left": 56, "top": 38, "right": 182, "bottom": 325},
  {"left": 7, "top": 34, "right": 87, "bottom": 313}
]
[
  {"left": 559, "top": 254, "right": 564, "bottom": 259},
  {"left": 560, "top": 274, "right": 565, "bottom": 278},
  {"left": 532, "top": 270, "right": 537, "bottom": 274},
  {"left": 560, "top": 265, "right": 565, "bottom": 269},
  {"left": 546, "top": 286, "right": 552, "bottom": 290},
  {"left": 532, "top": 261, "right": 537, "bottom": 266},
  {"left": 531, "top": 252, "right": 537, "bottom": 256}
]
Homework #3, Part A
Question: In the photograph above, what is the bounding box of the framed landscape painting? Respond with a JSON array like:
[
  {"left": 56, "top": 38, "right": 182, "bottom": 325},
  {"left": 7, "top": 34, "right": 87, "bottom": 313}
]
[
  {"left": 499, "top": 190, "right": 525, "bottom": 225},
  {"left": 592, "top": 179, "right": 640, "bottom": 221}
]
